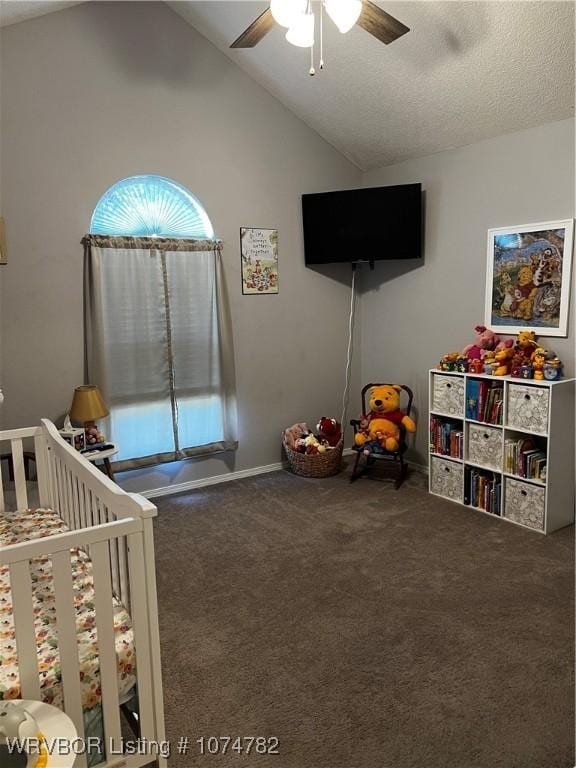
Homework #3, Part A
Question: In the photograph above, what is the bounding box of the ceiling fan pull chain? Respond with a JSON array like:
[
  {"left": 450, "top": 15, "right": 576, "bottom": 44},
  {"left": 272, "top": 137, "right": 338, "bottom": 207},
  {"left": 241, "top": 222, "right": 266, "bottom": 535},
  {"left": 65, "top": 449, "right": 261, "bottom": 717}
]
[
  {"left": 309, "top": 1, "right": 315, "bottom": 76},
  {"left": 320, "top": 0, "right": 325, "bottom": 69}
]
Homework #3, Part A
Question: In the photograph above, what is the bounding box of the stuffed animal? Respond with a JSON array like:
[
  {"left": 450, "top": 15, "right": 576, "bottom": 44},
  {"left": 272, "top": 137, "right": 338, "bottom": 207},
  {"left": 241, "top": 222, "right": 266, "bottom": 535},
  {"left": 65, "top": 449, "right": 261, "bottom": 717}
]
[
  {"left": 462, "top": 325, "right": 500, "bottom": 361},
  {"left": 438, "top": 352, "right": 459, "bottom": 371},
  {"left": 299, "top": 433, "right": 326, "bottom": 455},
  {"left": 85, "top": 424, "right": 105, "bottom": 445},
  {"left": 531, "top": 347, "right": 549, "bottom": 380},
  {"left": 482, "top": 350, "right": 497, "bottom": 373},
  {"left": 488, "top": 338, "right": 514, "bottom": 376},
  {"left": 512, "top": 330, "right": 538, "bottom": 367},
  {"left": 354, "top": 384, "right": 416, "bottom": 453},
  {"left": 316, "top": 417, "right": 342, "bottom": 447},
  {"left": 493, "top": 346, "right": 514, "bottom": 376},
  {"left": 284, "top": 422, "right": 310, "bottom": 450},
  {"left": 495, "top": 338, "right": 514, "bottom": 352}
]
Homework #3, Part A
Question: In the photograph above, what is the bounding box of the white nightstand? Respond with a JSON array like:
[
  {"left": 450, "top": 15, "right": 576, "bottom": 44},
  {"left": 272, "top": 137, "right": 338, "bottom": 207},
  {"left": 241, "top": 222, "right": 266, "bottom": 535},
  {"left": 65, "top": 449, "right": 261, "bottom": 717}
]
[{"left": 82, "top": 444, "right": 119, "bottom": 481}]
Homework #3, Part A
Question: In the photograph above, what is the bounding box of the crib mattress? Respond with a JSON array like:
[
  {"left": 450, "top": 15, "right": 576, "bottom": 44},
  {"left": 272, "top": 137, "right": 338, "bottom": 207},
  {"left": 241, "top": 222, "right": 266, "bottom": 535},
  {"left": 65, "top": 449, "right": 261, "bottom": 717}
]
[{"left": 0, "top": 508, "right": 136, "bottom": 711}]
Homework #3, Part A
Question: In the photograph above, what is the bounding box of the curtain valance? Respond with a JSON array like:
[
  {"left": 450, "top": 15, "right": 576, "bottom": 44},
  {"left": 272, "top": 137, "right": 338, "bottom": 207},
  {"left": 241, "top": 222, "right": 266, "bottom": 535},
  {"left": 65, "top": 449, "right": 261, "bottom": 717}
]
[{"left": 82, "top": 234, "right": 223, "bottom": 252}]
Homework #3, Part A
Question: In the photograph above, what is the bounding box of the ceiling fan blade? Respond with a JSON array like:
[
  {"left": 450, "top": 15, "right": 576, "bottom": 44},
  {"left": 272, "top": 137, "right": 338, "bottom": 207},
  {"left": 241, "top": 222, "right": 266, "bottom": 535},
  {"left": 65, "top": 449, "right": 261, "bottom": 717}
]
[
  {"left": 357, "top": 1, "right": 410, "bottom": 44},
  {"left": 230, "top": 8, "right": 275, "bottom": 48}
]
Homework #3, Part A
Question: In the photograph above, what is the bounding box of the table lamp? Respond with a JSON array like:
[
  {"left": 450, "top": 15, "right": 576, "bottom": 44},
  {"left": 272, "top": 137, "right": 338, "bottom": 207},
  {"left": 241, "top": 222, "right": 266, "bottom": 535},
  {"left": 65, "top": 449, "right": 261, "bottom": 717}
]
[{"left": 69, "top": 385, "right": 109, "bottom": 446}]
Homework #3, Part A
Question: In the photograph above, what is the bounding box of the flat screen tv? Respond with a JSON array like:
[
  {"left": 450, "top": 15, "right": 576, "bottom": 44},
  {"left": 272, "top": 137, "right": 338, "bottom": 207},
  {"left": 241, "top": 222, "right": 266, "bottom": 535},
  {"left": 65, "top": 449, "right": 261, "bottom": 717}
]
[{"left": 302, "top": 183, "right": 422, "bottom": 265}]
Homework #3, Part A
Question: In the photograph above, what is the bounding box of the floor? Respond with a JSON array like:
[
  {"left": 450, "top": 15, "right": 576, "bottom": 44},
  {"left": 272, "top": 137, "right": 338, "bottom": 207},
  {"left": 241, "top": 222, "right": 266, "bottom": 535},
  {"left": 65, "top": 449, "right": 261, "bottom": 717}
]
[{"left": 153, "top": 465, "right": 574, "bottom": 768}]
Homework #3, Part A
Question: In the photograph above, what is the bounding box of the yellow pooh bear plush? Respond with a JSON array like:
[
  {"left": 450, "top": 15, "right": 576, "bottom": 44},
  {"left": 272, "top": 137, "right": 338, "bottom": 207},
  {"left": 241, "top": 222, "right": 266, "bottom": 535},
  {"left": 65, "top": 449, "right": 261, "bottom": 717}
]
[{"left": 354, "top": 385, "right": 416, "bottom": 452}]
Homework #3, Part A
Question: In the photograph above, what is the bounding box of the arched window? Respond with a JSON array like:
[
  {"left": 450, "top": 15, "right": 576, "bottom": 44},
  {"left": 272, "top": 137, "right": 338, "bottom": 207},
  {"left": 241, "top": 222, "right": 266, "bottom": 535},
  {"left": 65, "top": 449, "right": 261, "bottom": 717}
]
[{"left": 90, "top": 174, "right": 214, "bottom": 239}]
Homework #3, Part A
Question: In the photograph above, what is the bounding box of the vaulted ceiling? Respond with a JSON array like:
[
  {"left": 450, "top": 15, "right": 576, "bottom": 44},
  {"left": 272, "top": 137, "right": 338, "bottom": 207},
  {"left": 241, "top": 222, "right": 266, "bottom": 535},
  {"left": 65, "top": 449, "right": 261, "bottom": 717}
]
[
  {"left": 0, "top": 0, "right": 83, "bottom": 27},
  {"left": 1, "top": 1, "right": 574, "bottom": 170},
  {"left": 169, "top": 1, "right": 575, "bottom": 170}
]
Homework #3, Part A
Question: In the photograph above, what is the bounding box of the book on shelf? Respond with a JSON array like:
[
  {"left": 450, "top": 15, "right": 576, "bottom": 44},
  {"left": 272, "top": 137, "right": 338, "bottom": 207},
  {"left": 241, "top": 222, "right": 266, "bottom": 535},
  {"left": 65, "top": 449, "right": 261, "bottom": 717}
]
[
  {"left": 464, "top": 466, "right": 502, "bottom": 515},
  {"left": 466, "top": 380, "right": 480, "bottom": 420},
  {"left": 466, "top": 379, "right": 504, "bottom": 424},
  {"left": 429, "top": 416, "right": 463, "bottom": 459},
  {"left": 504, "top": 437, "right": 547, "bottom": 480}
]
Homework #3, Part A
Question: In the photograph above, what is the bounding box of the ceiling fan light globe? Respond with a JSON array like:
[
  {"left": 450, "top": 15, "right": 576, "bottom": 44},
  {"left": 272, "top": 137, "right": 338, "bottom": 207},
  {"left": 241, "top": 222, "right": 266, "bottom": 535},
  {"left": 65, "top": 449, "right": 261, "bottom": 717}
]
[
  {"left": 285, "top": 11, "right": 315, "bottom": 47},
  {"left": 270, "top": 0, "right": 308, "bottom": 28},
  {"left": 325, "top": 0, "right": 362, "bottom": 33}
]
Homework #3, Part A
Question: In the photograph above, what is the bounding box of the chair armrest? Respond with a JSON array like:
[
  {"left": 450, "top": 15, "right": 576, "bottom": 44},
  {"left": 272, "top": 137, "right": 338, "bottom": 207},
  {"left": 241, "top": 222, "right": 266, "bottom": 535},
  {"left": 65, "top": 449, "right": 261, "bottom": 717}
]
[{"left": 350, "top": 419, "right": 361, "bottom": 430}]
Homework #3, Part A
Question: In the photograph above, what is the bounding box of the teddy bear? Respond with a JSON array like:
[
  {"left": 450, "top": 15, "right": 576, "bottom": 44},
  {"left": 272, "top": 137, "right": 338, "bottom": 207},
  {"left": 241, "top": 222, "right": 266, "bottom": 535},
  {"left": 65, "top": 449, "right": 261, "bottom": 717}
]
[
  {"left": 438, "top": 352, "right": 459, "bottom": 371},
  {"left": 462, "top": 325, "right": 500, "bottom": 361},
  {"left": 85, "top": 423, "right": 105, "bottom": 446},
  {"left": 354, "top": 384, "right": 416, "bottom": 453},
  {"left": 512, "top": 330, "right": 538, "bottom": 368},
  {"left": 493, "top": 346, "right": 514, "bottom": 376},
  {"left": 296, "top": 433, "right": 327, "bottom": 455},
  {"left": 283, "top": 422, "right": 310, "bottom": 451},
  {"left": 488, "top": 338, "right": 513, "bottom": 376},
  {"left": 482, "top": 349, "right": 497, "bottom": 373}
]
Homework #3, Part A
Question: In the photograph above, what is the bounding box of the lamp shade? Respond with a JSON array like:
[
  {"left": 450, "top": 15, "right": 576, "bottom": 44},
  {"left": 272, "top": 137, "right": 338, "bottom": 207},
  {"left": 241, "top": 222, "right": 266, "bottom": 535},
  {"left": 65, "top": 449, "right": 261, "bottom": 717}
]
[
  {"left": 286, "top": 10, "right": 315, "bottom": 47},
  {"left": 69, "top": 385, "right": 109, "bottom": 423},
  {"left": 325, "top": 0, "right": 362, "bottom": 33},
  {"left": 270, "top": 0, "right": 307, "bottom": 28}
]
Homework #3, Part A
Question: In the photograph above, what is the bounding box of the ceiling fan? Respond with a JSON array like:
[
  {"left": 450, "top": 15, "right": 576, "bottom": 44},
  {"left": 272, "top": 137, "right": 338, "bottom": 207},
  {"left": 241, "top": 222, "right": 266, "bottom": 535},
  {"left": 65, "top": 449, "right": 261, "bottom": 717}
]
[{"left": 230, "top": 0, "right": 410, "bottom": 72}]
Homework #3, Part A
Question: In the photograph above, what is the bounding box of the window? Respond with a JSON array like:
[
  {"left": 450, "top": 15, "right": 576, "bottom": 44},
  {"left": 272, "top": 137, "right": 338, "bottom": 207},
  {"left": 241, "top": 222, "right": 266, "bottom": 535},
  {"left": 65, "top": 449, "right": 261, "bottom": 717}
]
[
  {"left": 84, "top": 176, "right": 237, "bottom": 470},
  {"left": 90, "top": 175, "right": 214, "bottom": 239}
]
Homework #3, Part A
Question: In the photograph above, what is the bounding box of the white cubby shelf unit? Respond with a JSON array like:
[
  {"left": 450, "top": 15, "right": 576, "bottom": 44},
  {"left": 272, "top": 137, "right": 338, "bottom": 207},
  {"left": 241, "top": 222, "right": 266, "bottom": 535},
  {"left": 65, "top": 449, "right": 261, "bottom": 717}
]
[{"left": 428, "top": 369, "right": 575, "bottom": 534}]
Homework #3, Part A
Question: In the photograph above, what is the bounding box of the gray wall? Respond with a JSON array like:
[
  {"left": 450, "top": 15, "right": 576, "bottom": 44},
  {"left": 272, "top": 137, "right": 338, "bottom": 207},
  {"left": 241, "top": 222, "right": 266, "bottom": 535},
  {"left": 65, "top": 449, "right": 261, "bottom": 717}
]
[
  {"left": 2, "top": 3, "right": 573, "bottom": 487},
  {"left": 360, "top": 118, "right": 575, "bottom": 466},
  {"left": 0, "top": 2, "right": 361, "bottom": 491}
]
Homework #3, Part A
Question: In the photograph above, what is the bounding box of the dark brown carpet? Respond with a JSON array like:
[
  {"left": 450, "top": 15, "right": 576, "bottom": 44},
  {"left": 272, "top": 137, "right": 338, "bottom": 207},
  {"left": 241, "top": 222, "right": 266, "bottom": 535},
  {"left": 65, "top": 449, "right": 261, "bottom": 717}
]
[{"left": 153, "top": 466, "right": 574, "bottom": 768}]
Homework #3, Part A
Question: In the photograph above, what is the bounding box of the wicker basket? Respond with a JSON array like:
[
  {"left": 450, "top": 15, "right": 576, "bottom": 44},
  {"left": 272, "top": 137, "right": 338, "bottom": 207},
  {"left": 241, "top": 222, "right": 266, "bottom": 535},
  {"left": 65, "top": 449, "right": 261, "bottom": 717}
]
[{"left": 282, "top": 434, "right": 344, "bottom": 478}]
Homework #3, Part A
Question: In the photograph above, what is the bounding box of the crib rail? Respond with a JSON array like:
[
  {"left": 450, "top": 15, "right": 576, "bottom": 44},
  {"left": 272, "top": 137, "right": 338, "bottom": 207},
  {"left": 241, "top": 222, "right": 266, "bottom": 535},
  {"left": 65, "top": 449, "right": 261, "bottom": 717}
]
[
  {"left": 0, "top": 425, "right": 42, "bottom": 512},
  {"left": 0, "top": 420, "right": 166, "bottom": 768},
  {"left": 40, "top": 419, "right": 156, "bottom": 615},
  {"left": 1, "top": 519, "right": 156, "bottom": 767}
]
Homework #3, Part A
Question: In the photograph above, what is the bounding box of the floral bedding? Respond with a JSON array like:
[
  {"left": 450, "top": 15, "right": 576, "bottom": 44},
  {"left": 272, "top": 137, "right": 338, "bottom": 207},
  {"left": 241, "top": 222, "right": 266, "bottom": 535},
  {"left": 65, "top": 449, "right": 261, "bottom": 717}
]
[{"left": 0, "top": 508, "right": 136, "bottom": 710}]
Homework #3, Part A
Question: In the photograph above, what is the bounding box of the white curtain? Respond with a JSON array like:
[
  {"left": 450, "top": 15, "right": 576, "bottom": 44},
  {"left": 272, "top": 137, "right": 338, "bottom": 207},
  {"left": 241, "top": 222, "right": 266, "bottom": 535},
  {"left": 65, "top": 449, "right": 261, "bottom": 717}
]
[{"left": 83, "top": 235, "right": 237, "bottom": 470}]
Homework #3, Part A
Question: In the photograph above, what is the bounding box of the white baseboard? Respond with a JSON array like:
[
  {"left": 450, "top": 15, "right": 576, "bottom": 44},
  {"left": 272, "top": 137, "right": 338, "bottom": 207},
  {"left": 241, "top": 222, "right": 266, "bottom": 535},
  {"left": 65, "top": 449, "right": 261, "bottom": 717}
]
[
  {"left": 142, "top": 459, "right": 289, "bottom": 499},
  {"left": 140, "top": 448, "right": 430, "bottom": 500}
]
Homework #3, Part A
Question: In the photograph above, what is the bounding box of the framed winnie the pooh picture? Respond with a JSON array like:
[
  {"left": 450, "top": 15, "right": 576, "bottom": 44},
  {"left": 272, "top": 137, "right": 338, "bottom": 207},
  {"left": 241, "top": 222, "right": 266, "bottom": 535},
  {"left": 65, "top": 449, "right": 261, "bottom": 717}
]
[{"left": 484, "top": 219, "right": 574, "bottom": 337}]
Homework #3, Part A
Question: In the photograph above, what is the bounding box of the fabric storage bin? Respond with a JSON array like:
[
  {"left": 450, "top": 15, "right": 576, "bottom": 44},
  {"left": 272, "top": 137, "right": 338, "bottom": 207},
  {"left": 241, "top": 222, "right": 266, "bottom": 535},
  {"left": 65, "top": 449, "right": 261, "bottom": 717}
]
[
  {"left": 507, "top": 384, "right": 549, "bottom": 434},
  {"left": 467, "top": 423, "right": 502, "bottom": 470},
  {"left": 430, "top": 456, "right": 463, "bottom": 501},
  {"left": 504, "top": 478, "right": 545, "bottom": 531},
  {"left": 432, "top": 374, "right": 465, "bottom": 417}
]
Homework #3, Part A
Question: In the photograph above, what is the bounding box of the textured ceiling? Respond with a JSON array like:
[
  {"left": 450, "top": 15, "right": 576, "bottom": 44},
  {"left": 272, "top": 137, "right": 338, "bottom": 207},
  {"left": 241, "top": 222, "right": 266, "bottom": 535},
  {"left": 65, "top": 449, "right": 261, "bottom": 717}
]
[
  {"left": 1, "top": 1, "right": 574, "bottom": 170},
  {"left": 169, "top": 1, "right": 575, "bottom": 170},
  {"left": 0, "top": 0, "right": 83, "bottom": 26}
]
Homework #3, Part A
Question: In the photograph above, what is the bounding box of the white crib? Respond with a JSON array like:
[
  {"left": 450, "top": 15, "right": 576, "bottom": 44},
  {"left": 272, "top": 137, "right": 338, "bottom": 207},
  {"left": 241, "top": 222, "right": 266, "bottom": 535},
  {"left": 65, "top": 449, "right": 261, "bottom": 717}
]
[{"left": 0, "top": 419, "right": 166, "bottom": 768}]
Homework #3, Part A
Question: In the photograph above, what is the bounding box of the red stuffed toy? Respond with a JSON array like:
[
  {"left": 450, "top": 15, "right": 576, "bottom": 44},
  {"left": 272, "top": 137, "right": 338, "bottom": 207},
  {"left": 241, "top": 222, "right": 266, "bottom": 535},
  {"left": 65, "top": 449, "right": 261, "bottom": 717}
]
[{"left": 316, "top": 417, "right": 342, "bottom": 447}]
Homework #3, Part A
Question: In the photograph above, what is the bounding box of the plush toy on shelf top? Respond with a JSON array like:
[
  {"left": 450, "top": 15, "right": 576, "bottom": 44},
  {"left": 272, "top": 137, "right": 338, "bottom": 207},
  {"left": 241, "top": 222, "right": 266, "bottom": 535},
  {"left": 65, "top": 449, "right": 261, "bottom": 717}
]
[
  {"left": 461, "top": 324, "right": 500, "bottom": 361},
  {"left": 490, "top": 338, "right": 514, "bottom": 376},
  {"left": 531, "top": 347, "right": 548, "bottom": 380},
  {"left": 511, "top": 330, "right": 539, "bottom": 370},
  {"left": 437, "top": 327, "right": 563, "bottom": 380}
]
